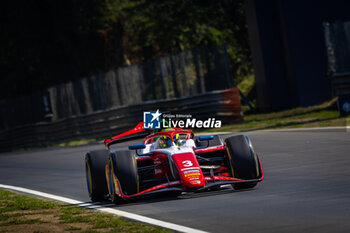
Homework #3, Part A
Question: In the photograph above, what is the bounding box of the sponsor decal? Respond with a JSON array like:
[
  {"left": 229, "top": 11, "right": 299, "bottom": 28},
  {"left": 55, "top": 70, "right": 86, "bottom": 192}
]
[
  {"left": 184, "top": 173, "right": 201, "bottom": 178},
  {"left": 183, "top": 169, "right": 201, "bottom": 179},
  {"left": 183, "top": 169, "right": 200, "bottom": 174},
  {"left": 181, "top": 167, "right": 201, "bottom": 171}
]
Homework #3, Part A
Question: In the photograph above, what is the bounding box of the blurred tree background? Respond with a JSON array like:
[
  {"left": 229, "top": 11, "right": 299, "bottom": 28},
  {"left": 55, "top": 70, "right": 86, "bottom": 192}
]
[{"left": 0, "top": 0, "right": 252, "bottom": 100}]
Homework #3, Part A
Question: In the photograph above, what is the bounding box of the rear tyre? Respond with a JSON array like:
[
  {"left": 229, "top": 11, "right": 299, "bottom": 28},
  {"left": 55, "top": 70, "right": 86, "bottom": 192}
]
[
  {"left": 195, "top": 135, "right": 223, "bottom": 148},
  {"left": 85, "top": 150, "right": 109, "bottom": 202},
  {"left": 225, "top": 135, "right": 259, "bottom": 190},
  {"left": 110, "top": 151, "right": 138, "bottom": 204}
]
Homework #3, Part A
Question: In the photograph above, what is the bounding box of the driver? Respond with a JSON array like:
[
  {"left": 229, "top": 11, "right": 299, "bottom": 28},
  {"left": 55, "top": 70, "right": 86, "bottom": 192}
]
[
  {"left": 173, "top": 133, "right": 181, "bottom": 146},
  {"left": 157, "top": 136, "right": 173, "bottom": 148}
]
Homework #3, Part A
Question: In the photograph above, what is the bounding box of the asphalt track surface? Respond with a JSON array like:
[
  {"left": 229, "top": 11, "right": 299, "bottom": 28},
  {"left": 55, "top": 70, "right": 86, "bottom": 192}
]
[{"left": 1, "top": 128, "right": 350, "bottom": 233}]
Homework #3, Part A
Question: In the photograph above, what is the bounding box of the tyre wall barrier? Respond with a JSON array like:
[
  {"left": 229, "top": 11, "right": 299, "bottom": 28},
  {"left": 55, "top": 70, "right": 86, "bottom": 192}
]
[{"left": 0, "top": 88, "right": 242, "bottom": 152}]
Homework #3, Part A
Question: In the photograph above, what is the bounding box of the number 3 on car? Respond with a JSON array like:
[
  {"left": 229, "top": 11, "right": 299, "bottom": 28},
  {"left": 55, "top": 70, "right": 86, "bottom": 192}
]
[{"left": 182, "top": 160, "right": 193, "bottom": 167}]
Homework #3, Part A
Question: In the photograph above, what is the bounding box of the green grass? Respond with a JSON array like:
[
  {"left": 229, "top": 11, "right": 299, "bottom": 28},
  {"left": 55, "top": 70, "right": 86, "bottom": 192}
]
[
  {"left": 59, "top": 214, "right": 92, "bottom": 223},
  {"left": 0, "top": 190, "right": 57, "bottom": 213},
  {"left": 0, "top": 189, "right": 171, "bottom": 232},
  {"left": 201, "top": 98, "right": 349, "bottom": 133},
  {"left": 65, "top": 226, "right": 82, "bottom": 231},
  {"left": 0, "top": 218, "right": 46, "bottom": 226},
  {"left": 0, "top": 213, "right": 25, "bottom": 221}
]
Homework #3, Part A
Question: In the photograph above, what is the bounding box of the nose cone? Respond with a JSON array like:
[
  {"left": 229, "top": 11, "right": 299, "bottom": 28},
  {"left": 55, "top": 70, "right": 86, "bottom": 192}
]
[{"left": 172, "top": 152, "right": 205, "bottom": 188}]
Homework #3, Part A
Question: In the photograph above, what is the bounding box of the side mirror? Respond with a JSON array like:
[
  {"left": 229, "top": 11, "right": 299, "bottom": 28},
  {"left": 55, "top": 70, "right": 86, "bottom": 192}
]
[
  {"left": 129, "top": 144, "right": 146, "bottom": 150},
  {"left": 198, "top": 135, "right": 214, "bottom": 141}
]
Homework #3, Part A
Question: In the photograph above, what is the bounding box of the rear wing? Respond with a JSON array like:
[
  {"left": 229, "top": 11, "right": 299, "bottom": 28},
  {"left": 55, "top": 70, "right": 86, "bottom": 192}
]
[{"left": 104, "top": 122, "right": 153, "bottom": 149}]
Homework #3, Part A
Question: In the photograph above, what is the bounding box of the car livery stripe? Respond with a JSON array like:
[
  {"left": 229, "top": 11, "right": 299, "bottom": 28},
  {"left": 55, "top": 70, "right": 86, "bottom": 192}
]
[
  {"left": 257, "top": 156, "right": 264, "bottom": 181},
  {"left": 135, "top": 155, "right": 140, "bottom": 193},
  {"left": 204, "top": 176, "right": 245, "bottom": 181},
  {"left": 194, "top": 145, "right": 226, "bottom": 154},
  {"left": 114, "top": 180, "right": 181, "bottom": 199}
]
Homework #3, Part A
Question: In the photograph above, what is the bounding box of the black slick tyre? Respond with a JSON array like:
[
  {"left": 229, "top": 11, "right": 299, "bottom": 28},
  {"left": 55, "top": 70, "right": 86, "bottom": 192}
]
[
  {"left": 110, "top": 151, "right": 138, "bottom": 203},
  {"left": 225, "top": 135, "right": 259, "bottom": 190},
  {"left": 85, "top": 150, "right": 109, "bottom": 202}
]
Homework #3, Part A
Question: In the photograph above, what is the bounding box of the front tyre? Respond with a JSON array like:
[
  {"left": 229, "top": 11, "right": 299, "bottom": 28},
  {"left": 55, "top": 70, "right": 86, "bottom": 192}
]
[
  {"left": 225, "top": 135, "right": 260, "bottom": 190},
  {"left": 109, "top": 151, "right": 138, "bottom": 204},
  {"left": 85, "top": 150, "right": 109, "bottom": 202}
]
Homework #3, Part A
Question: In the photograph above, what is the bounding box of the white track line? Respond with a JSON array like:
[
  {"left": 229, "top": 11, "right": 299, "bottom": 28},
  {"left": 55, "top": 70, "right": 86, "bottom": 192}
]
[{"left": 0, "top": 184, "right": 208, "bottom": 233}]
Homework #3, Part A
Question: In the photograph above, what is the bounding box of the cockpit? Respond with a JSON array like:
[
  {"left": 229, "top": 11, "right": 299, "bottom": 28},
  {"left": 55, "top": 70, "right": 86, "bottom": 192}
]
[
  {"left": 155, "top": 136, "right": 174, "bottom": 149},
  {"left": 141, "top": 130, "right": 196, "bottom": 154}
]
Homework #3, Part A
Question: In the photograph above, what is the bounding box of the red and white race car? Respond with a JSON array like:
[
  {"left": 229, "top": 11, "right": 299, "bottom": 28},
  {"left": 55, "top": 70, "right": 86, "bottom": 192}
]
[{"left": 85, "top": 122, "right": 264, "bottom": 203}]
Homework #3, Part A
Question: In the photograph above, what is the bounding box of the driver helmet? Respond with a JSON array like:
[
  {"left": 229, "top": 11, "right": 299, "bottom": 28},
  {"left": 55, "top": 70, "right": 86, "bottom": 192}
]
[
  {"left": 158, "top": 136, "right": 173, "bottom": 148},
  {"left": 173, "top": 133, "right": 181, "bottom": 146}
]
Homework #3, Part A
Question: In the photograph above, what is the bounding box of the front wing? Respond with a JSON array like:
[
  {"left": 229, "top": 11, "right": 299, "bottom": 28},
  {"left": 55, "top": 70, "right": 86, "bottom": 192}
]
[{"left": 108, "top": 156, "right": 264, "bottom": 200}]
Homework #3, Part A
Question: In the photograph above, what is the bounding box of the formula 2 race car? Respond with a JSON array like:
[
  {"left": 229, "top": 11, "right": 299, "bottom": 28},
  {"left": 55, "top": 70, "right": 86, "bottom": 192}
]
[{"left": 85, "top": 122, "right": 264, "bottom": 203}]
